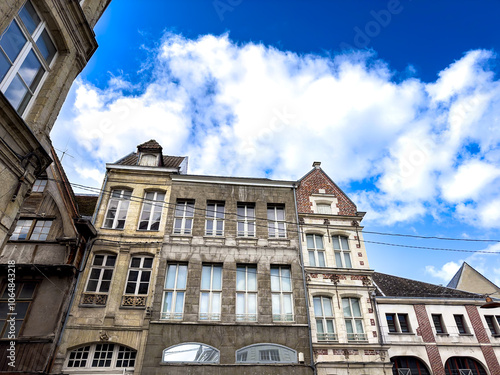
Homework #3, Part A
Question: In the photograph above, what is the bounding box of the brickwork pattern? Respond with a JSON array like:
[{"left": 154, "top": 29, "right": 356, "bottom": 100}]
[
  {"left": 413, "top": 304, "right": 435, "bottom": 343},
  {"left": 296, "top": 169, "right": 357, "bottom": 215},
  {"left": 425, "top": 345, "right": 445, "bottom": 375},
  {"left": 480, "top": 346, "right": 500, "bottom": 375}
]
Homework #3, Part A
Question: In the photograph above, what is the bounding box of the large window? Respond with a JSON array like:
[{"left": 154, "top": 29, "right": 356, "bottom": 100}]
[
  {"left": 138, "top": 191, "right": 164, "bottom": 230},
  {"left": 199, "top": 264, "right": 222, "bottom": 321},
  {"left": 314, "top": 296, "right": 336, "bottom": 341},
  {"left": 122, "top": 256, "right": 152, "bottom": 307},
  {"left": 386, "top": 313, "right": 410, "bottom": 333},
  {"left": 65, "top": 344, "right": 136, "bottom": 369},
  {"left": 236, "top": 344, "right": 297, "bottom": 363},
  {"left": 391, "top": 356, "right": 431, "bottom": 375},
  {"left": 205, "top": 201, "right": 224, "bottom": 236},
  {"left": 82, "top": 254, "right": 116, "bottom": 306},
  {"left": 103, "top": 189, "right": 132, "bottom": 229},
  {"left": 0, "top": 0, "right": 57, "bottom": 115},
  {"left": 162, "top": 343, "right": 219, "bottom": 363},
  {"left": 173, "top": 199, "right": 195, "bottom": 235},
  {"left": 307, "top": 234, "right": 326, "bottom": 267},
  {"left": 342, "top": 297, "right": 366, "bottom": 341},
  {"left": 236, "top": 265, "right": 257, "bottom": 321},
  {"left": 333, "top": 235, "right": 352, "bottom": 268},
  {"left": 271, "top": 266, "right": 293, "bottom": 322},
  {"left": 444, "top": 357, "right": 487, "bottom": 375},
  {"left": 161, "top": 263, "right": 188, "bottom": 320},
  {"left": 0, "top": 282, "right": 37, "bottom": 338},
  {"left": 237, "top": 203, "right": 255, "bottom": 237},
  {"left": 9, "top": 219, "right": 52, "bottom": 241},
  {"left": 267, "top": 204, "right": 286, "bottom": 238}
]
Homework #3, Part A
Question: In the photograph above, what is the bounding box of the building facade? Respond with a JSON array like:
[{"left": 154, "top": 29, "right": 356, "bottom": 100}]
[{"left": 0, "top": 0, "right": 110, "bottom": 248}]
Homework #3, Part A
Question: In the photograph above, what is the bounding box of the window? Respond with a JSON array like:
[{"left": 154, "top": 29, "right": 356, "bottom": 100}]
[
  {"left": 314, "top": 296, "right": 336, "bottom": 341},
  {"left": 236, "top": 265, "right": 257, "bottom": 321},
  {"left": 391, "top": 356, "right": 431, "bottom": 375},
  {"left": 139, "top": 153, "right": 158, "bottom": 166},
  {"left": 432, "top": 314, "right": 445, "bottom": 334},
  {"left": 0, "top": 282, "right": 36, "bottom": 338},
  {"left": 386, "top": 313, "right": 410, "bottom": 333},
  {"left": 317, "top": 203, "right": 332, "bottom": 214},
  {"left": 138, "top": 191, "right": 164, "bottom": 230},
  {"left": 122, "top": 256, "right": 152, "bottom": 307},
  {"left": 173, "top": 199, "right": 194, "bottom": 234},
  {"left": 65, "top": 344, "right": 136, "bottom": 369},
  {"left": 267, "top": 204, "right": 286, "bottom": 238},
  {"left": 342, "top": 297, "right": 366, "bottom": 341},
  {"left": 83, "top": 254, "right": 116, "bottom": 305},
  {"left": 0, "top": 0, "right": 57, "bottom": 115},
  {"left": 205, "top": 201, "right": 224, "bottom": 236},
  {"left": 307, "top": 234, "right": 326, "bottom": 267},
  {"left": 333, "top": 235, "right": 352, "bottom": 268},
  {"left": 199, "top": 264, "right": 222, "bottom": 321},
  {"left": 103, "top": 189, "right": 132, "bottom": 229},
  {"left": 271, "top": 266, "right": 293, "bottom": 322},
  {"left": 9, "top": 219, "right": 52, "bottom": 241},
  {"left": 236, "top": 344, "right": 297, "bottom": 363},
  {"left": 454, "top": 314, "right": 467, "bottom": 334},
  {"left": 484, "top": 315, "right": 500, "bottom": 335},
  {"left": 161, "top": 263, "right": 187, "bottom": 320},
  {"left": 32, "top": 179, "right": 47, "bottom": 192},
  {"left": 237, "top": 203, "right": 255, "bottom": 237},
  {"left": 162, "top": 343, "right": 219, "bottom": 363}
]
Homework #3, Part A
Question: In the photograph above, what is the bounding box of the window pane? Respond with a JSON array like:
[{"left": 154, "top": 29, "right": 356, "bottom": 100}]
[
  {"left": 0, "top": 21, "right": 27, "bottom": 62},
  {"left": 309, "top": 251, "right": 316, "bottom": 266},
  {"left": 36, "top": 30, "right": 56, "bottom": 64},
  {"left": 342, "top": 298, "right": 351, "bottom": 317},
  {"left": 236, "top": 293, "right": 245, "bottom": 314},
  {"left": 270, "top": 268, "right": 280, "bottom": 291},
  {"left": 4, "top": 73, "right": 29, "bottom": 110},
  {"left": 340, "top": 237, "right": 349, "bottom": 250},
  {"left": 201, "top": 266, "right": 211, "bottom": 289},
  {"left": 248, "top": 293, "right": 256, "bottom": 313},
  {"left": 306, "top": 235, "right": 314, "bottom": 249},
  {"left": 212, "top": 292, "right": 221, "bottom": 313},
  {"left": 19, "top": 1, "right": 41, "bottom": 35},
  {"left": 345, "top": 319, "right": 353, "bottom": 333},
  {"left": 163, "top": 292, "right": 173, "bottom": 313},
  {"left": 344, "top": 253, "right": 352, "bottom": 268},
  {"left": 18, "top": 49, "right": 44, "bottom": 90},
  {"left": 283, "top": 294, "right": 292, "bottom": 314},
  {"left": 200, "top": 293, "right": 209, "bottom": 313},
  {"left": 19, "top": 283, "right": 36, "bottom": 298},
  {"left": 332, "top": 236, "right": 340, "bottom": 250},
  {"left": 318, "top": 252, "right": 326, "bottom": 267},
  {"left": 313, "top": 297, "right": 322, "bottom": 316},
  {"left": 174, "top": 292, "right": 184, "bottom": 312},
  {"left": 323, "top": 298, "right": 333, "bottom": 316},
  {"left": 236, "top": 267, "right": 245, "bottom": 290},
  {"left": 281, "top": 268, "right": 291, "bottom": 291},
  {"left": 247, "top": 268, "right": 257, "bottom": 290},
  {"left": 355, "top": 319, "right": 364, "bottom": 333},
  {"left": 0, "top": 51, "right": 10, "bottom": 81},
  {"left": 316, "top": 319, "right": 324, "bottom": 334},
  {"left": 351, "top": 299, "right": 361, "bottom": 317},
  {"left": 177, "top": 265, "right": 187, "bottom": 289},
  {"left": 212, "top": 266, "right": 222, "bottom": 289},
  {"left": 316, "top": 235, "right": 324, "bottom": 249},
  {"left": 272, "top": 294, "right": 281, "bottom": 314},
  {"left": 326, "top": 320, "right": 334, "bottom": 333}
]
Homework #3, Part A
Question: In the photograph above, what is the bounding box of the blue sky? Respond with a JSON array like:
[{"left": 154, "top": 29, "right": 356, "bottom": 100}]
[{"left": 52, "top": 0, "right": 500, "bottom": 288}]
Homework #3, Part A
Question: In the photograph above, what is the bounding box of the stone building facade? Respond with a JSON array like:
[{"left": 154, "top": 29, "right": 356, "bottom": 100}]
[{"left": 0, "top": 0, "right": 110, "bottom": 248}]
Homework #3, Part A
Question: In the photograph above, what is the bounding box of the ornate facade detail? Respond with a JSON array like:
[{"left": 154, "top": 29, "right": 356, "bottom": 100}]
[
  {"left": 99, "top": 331, "right": 110, "bottom": 341},
  {"left": 121, "top": 295, "right": 147, "bottom": 307},
  {"left": 81, "top": 293, "right": 107, "bottom": 306}
]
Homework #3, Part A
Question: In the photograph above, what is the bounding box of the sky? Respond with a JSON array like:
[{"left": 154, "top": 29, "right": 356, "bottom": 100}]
[{"left": 51, "top": 0, "right": 500, "bottom": 289}]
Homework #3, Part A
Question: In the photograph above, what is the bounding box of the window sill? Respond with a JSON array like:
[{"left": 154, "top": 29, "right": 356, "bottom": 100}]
[
  {"left": 388, "top": 332, "right": 415, "bottom": 335},
  {"left": 137, "top": 229, "right": 160, "bottom": 232},
  {"left": 492, "top": 334, "right": 500, "bottom": 338},
  {"left": 458, "top": 333, "right": 474, "bottom": 336},
  {"left": 436, "top": 333, "right": 449, "bottom": 336},
  {"left": 101, "top": 227, "right": 124, "bottom": 231}
]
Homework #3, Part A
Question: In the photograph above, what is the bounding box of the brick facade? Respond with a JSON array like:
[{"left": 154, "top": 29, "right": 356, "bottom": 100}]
[
  {"left": 413, "top": 304, "right": 436, "bottom": 343},
  {"left": 425, "top": 345, "right": 446, "bottom": 375}
]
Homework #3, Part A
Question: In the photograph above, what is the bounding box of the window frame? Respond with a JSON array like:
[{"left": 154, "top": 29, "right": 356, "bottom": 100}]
[
  {"left": 307, "top": 234, "right": 326, "bottom": 267},
  {"left": 316, "top": 203, "right": 332, "bottom": 214},
  {"left": 162, "top": 343, "right": 220, "bottom": 364},
  {"left": 386, "top": 313, "right": 411, "bottom": 333},
  {"left": 205, "top": 201, "right": 225, "bottom": 236},
  {"left": 270, "top": 265, "right": 294, "bottom": 322},
  {"left": 103, "top": 189, "right": 132, "bottom": 230},
  {"left": 9, "top": 218, "right": 53, "bottom": 241},
  {"left": 431, "top": 314, "right": 446, "bottom": 334},
  {"left": 31, "top": 179, "right": 47, "bottom": 192},
  {"left": 313, "top": 296, "right": 337, "bottom": 341},
  {"left": 484, "top": 315, "right": 500, "bottom": 336},
  {"left": 137, "top": 191, "right": 165, "bottom": 231},
  {"left": 173, "top": 199, "right": 195, "bottom": 235},
  {"left": 161, "top": 263, "right": 188, "bottom": 320},
  {"left": 0, "top": 282, "right": 37, "bottom": 338},
  {"left": 83, "top": 254, "right": 116, "bottom": 306},
  {"left": 65, "top": 343, "right": 137, "bottom": 370},
  {"left": 236, "top": 265, "right": 258, "bottom": 322},
  {"left": 267, "top": 204, "right": 286, "bottom": 238},
  {"left": 237, "top": 202, "right": 256, "bottom": 237},
  {"left": 0, "top": 0, "right": 58, "bottom": 116},
  {"left": 123, "top": 256, "right": 153, "bottom": 296},
  {"left": 332, "top": 235, "right": 352, "bottom": 268},
  {"left": 342, "top": 297, "right": 366, "bottom": 341},
  {"left": 199, "top": 264, "right": 222, "bottom": 321},
  {"left": 453, "top": 314, "right": 468, "bottom": 334},
  {"left": 235, "top": 343, "right": 298, "bottom": 364}
]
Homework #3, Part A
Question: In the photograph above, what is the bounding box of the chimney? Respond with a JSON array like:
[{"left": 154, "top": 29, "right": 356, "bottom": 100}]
[{"left": 312, "top": 161, "right": 321, "bottom": 169}]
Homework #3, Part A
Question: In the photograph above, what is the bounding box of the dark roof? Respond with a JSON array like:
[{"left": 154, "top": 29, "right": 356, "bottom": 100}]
[
  {"left": 75, "top": 195, "right": 99, "bottom": 218},
  {"left": 138, "top": 139, "right": 162, "bottom": 151},
  {"left": 114, "top": 153, "right": 186, "bottom": 168},
  {"left": 373, "top": 272, "right": 481, "bottom": 299}
]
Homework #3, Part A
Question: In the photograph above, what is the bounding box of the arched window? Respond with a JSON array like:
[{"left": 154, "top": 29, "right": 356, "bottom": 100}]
[
  {"left": 307, "top": 234, "right": 326, "bottom": 267},
  {"left": 162, "top": 343, "right": 219, "bottom": 363},
  {"left": 313, "top": 296, "right": 336, "bottom": 341},
  {"left": 236, "top": 344, "right": 297, "bottom": 363},
  {"left": 444, "top": 357, "right": 487, "bottom": 375},
  {"left": 65, "top": 343, "right": 136, "bottom": 370},
  {"left": 391, "top": 356, "right": 430, "bottom": 375}
]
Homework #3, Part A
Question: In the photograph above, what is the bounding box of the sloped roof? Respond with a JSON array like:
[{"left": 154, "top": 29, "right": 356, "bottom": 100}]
[
  {"left": 447, "top": 263, "right": 465, "bottom": 289},
  {"left": 137, "top": 139, "right": 162, "bottom": 151},
  {"left": 114, "top": 153, "right": 186, "bottom": 168},
  {"left": 446, "top": 262, "right": 500, "bottom": 298},
  {"left": 75, "top": 195, "right": 99, "bottom": 218},
  {"left": 373, "top": 272, "right": 481, "bottom": 299}
]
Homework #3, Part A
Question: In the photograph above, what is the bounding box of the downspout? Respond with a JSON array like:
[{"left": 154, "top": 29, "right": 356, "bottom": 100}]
[
  {"left": 91, "top": 169, "right": 108, "bottom": 225},
  {"left": 371, "top": 289, "right": 390, "bottom": 373},
  {"left": 293, "top": 183, "right": 317, "bottom": 375}
]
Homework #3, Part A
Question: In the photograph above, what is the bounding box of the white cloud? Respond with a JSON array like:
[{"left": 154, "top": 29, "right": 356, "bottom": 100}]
[
  {"left": 425, "top": 261, "right": 462, "bottom": 283},
  {"left": 51, "top": 34, "right": 500, "bottom": 229}
]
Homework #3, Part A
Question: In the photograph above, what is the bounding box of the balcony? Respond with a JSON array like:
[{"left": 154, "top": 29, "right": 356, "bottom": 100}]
[{"left": 347, "top": 333, "right": 368, "bottom": 342}]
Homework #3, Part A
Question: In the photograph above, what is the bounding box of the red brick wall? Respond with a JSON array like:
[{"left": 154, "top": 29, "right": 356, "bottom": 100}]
[
  {"left": 425, "top": 345, "right": 446, "bottom": 375},
  {"left": 296, "top": 169, "right": 357, "bottom": 215},
  {"left": 413, "top": 305, "right": 435, "bottom": 343}
]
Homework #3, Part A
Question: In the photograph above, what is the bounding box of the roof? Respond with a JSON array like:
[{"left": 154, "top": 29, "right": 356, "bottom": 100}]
[
  {"left": 137, "top": 139, "right": 162, "bottom": 151},
  {"left": 447, "top": 263, "right": 465, "bottom": 289},
  {"left": 75, "top": 194, "right": 99, "bottom": 218},
  {"left": 373, "top": 272, "right": 481, "bottom": 299},
  {"left": 446, "top": 262, "right": 500, "bottom": 298},
  {"left": 114, "top": 152, "right": 186, "bottom": 168}
]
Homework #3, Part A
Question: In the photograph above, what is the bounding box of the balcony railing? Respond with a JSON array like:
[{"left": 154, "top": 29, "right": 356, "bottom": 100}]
[
  {"left": 317, "top": 333, "right": 338, "bottom": 341},
  {"left": 121, "top": 295, "right": 147, "bottom": 308},
  {"left": 199, "top": 312, "right": 221, "bottom": 321},
  {"left": 161, "top": 312, "right": 183, "bottom": 320},
  {"left": 81, "top": 293, "right": 107, "bottom": 306},
  {"left": 347, "top": 333, "right": 368, "bottom": 342},
  {"left": 273, "top": 313, "right": 294, "bottom": 322},
  {"left": 236, "top": 313, "right": 257, "bottom": 322}
]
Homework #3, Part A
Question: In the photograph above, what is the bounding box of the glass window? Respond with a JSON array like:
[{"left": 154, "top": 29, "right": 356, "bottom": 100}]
[
  {"left": 342, "top": 297, "right": 366, "bottom": 341},
  {"left": 267, "top": 204, "right": 286, "bottom": 238},
  {"left": 236, "top": 344, "right": 297, "bottom": 363},
  {"left": 454, "top": 314, "right": 467, "bottom": 334},
  {"left": 307, "top": 234, "right": 326, "bottom": 267},
  {"left": 432, "top": 314, "right": 445, "bottom": 334},
  {"left": 173, "top": 199, "right": 195, "bottom": 235},
  {"left": 205, "top": 201, "right": 224, "bottom": 236},
  {"left": 271, "top": 266, "right": 293, "bottom": 322},
  {"left": 32, "top": 179, "right": 47, "bottom": 192},
  {"left": 66, "top": 344, "right": 136, "bottom": 369},
  {"left": 103, "top": 189, "right": 132, "bottom": 229},
  {"left": 237, "top": 203, "right": 255, "bottom": 237},
  {"left": 0, "top": 282, "right": 37, "bottom": 338},
  {"left": 333, "top": 235, "right": 352, "bottom": 268},
  {"left": 29, "top": 220, "right": 52, "bottom": 240},
  {"left": 386, "top": 313, "right": 410, "bottom": 333},
  {"left": 199, "top": 264, "right": 222, "bottom": 321},
  {"left": 85, "top": 254, "right": 116, "bottom": 295},
  {"left": 317, "top": 203, "right": 332, "bottom": 214},
  {"left": 236, "top": 265, "right": 257, "bottom": 321},
  {"left": 314, "top": 296, "right": 336, "bottom": 341},
  {"left": 484, "top": 315, "right": 500, "bottom": 335},
  {"left": 124, "top": 257, "right": 152, "bottom": 295},
  {"left": 162, "top": 343, "right": 219, "bottom": 363},
  {"left": 138, "top": 191, "right": 165, "bottom": 230},
  {"left": 162, "top": 264, "right": 188, "bottom": 320},
  {"left": 9, "top": 219, "right": 52, "bottom": 241}
]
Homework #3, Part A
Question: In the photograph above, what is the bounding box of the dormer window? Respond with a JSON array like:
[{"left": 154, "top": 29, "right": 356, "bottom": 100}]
[{"left": 139, "top": 154, "right": 158, "bottom": 166}]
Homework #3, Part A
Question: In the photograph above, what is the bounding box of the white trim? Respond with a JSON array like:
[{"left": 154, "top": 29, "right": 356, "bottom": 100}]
[{"left": 171, "top": 174, "right": 295, "bottom": 188}]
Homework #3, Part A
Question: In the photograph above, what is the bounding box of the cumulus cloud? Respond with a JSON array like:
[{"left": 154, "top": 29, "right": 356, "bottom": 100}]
[
  {"left": 51, "top": 33, "right": 500, "bottom": 230},
  {"left": 425, "top": 261, "right": 462, "bottom": 283}
]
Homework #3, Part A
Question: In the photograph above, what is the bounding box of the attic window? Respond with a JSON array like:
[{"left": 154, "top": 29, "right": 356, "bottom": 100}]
[
  {"left": 139, "top": 154, "right": 158, "bottom": 167},
  {"left": 316, "top": 204, "right": 332, "bottom": 214}
]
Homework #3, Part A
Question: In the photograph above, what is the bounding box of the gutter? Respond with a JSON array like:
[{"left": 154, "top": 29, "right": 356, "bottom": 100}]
[{"left": 293, "top": 183, "right": 317, "bottom": 375}]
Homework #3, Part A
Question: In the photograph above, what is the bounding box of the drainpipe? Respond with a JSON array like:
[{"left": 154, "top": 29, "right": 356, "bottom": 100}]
[
  {"left": 91, "top": 169, "right": 108, "bottom": 225},
  {"left": 293, "top": 183, "right": 317, "bottom": 375}
]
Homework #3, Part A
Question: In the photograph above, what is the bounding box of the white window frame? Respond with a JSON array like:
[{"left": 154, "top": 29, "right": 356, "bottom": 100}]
[
  {"left": 137, "top": 191, "right": 165, "bottom": 230},
  {"left": 333, "top": 235, "right": 352, "bottom": 268},
  {"left": 84, "top": 254, "right": 116, "bottom": 294},
  {"left": 65, "top": 343, "right": 136, "bottom": 370},
  {"left": 267, "top": 204, "right": 286, "bottom": 238},
  {"left": 271, "top": 266, "right": 293, "bottom": 322},
  {"left": 314, "top": 296, "right": 337, "bottom": 341},
  {"left": 123, "top": 256, "right": 152, "bottom": 296},
  {"left": 103, "top": 189, "right": 132, "bottom": 229},
  {"left": 173, "top": 199, "right": 194, "bottom": 235},
  {"left": 205, "top": 201, "right": 224, "bottom": 236},
  {"left": 199, "top": 264, "right": 222, "bottom": 321},
  {"left": 9, "top": 218, "right": 52, "bottom": 241},
  {"left": 307, "top": 234, "right": 326, "bottom": 267},
  {"left": 342, "top": 297, "right": 366, "bottom": 341},
  {"left": 161, "top": 263, "right": 188, "bottom": 320},
  {"left": 236, "top": 265, "right": 257, "bottom": 322},
  {"left": 0, "top": 0, "right": 58, "bottom": 117},
  {"left": 237, "top": 203, "right": 255, "bottom": 237}
]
